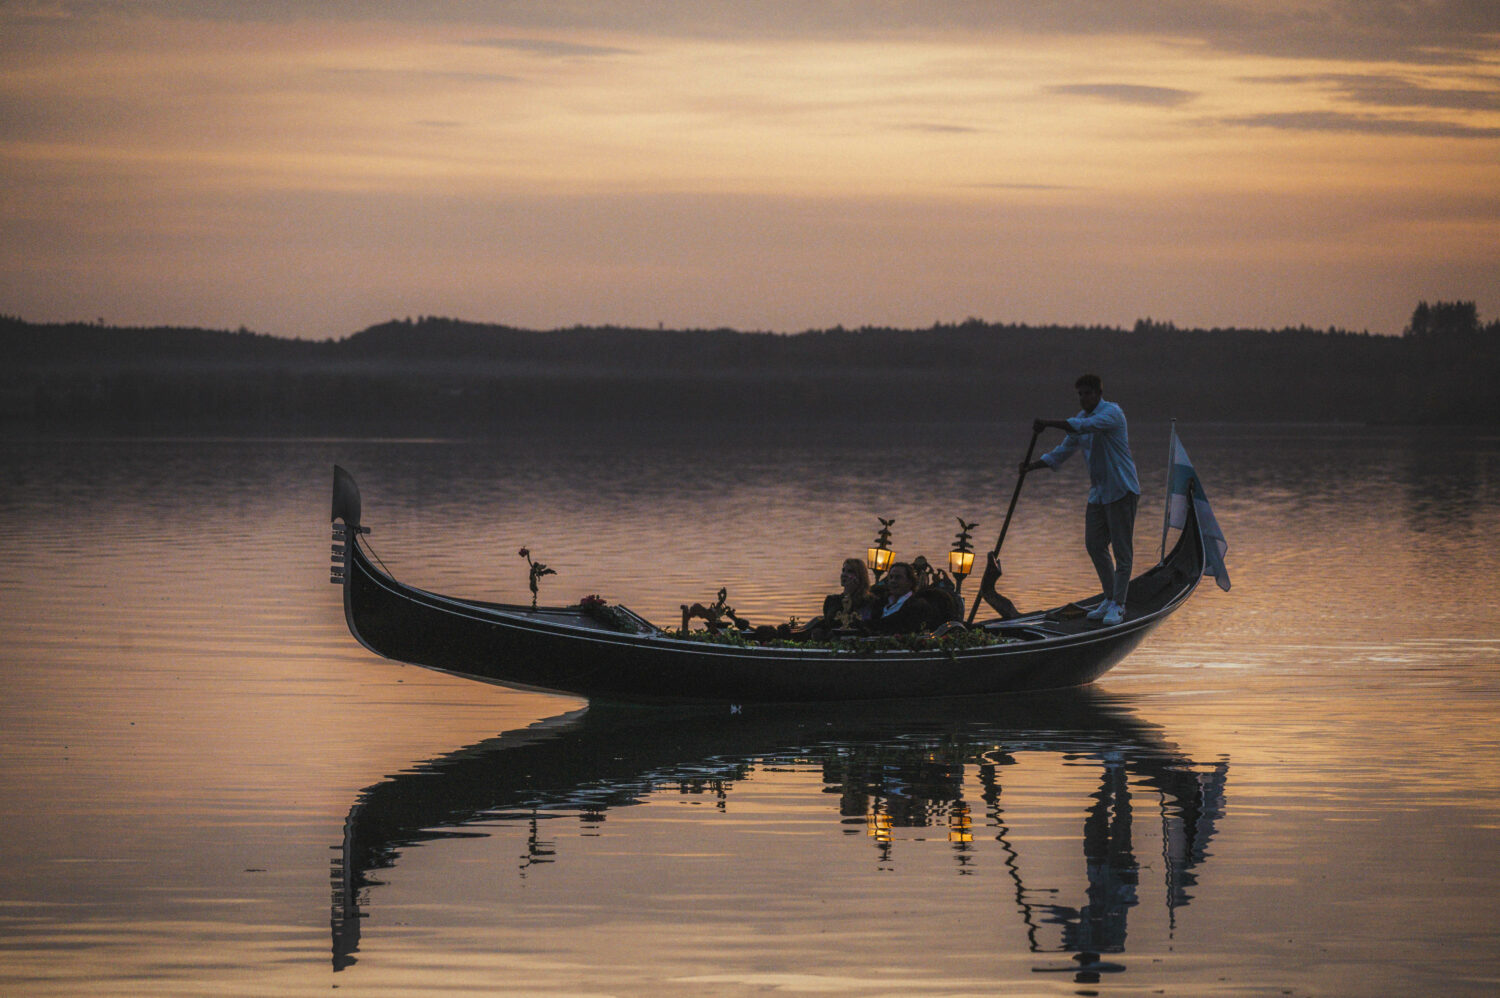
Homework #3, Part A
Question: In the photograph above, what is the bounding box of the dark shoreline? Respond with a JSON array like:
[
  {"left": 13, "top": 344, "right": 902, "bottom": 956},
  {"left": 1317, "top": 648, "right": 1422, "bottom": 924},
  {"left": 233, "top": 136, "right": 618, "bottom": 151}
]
[{"left": 4, "top": 314, "right": 1496, "bottom": 431}]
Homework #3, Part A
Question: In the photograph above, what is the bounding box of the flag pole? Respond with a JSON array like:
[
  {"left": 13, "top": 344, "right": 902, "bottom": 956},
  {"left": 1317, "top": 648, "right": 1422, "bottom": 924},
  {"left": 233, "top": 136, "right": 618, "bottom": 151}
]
[{"left": 1160, "top": 418, "right": 1176, "bottom": 561}]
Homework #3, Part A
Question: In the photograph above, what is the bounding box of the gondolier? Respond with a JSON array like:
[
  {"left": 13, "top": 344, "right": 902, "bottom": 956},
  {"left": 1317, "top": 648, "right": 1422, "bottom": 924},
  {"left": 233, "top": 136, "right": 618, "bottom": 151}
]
[{"left": 1024, "top": 373, "right": 1140, "bottom": 627}]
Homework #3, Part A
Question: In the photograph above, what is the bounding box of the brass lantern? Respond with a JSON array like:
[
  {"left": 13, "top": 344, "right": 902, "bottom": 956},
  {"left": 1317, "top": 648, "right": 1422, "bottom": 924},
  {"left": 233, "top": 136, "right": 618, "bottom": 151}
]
[
  {"left": 866, "top": 517, "right": 895, "bottom": 580},
  {"left": 949, "top": 518, "right": 978, "bottom": 595}
]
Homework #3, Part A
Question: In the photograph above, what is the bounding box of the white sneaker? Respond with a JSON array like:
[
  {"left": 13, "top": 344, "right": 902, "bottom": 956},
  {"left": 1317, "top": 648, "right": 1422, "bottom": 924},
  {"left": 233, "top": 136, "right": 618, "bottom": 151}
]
[
  {"left": 1086, "top": 600, "right": 1113, "bottom": 621},
  {"left": 1102, "top": 602, "right": 1125, "bottom": 626}
]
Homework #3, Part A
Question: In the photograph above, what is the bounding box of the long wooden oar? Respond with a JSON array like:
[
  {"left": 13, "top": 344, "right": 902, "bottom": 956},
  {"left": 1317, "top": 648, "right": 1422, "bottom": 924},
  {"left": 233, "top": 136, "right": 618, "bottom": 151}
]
[{"left": 966, "top": 429, "right": 1041, "bottom": 624}]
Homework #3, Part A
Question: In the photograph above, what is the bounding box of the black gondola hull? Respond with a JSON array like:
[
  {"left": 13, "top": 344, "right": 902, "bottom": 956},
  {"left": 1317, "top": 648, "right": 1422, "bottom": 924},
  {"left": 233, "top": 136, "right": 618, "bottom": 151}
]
[{"left": 333, "top": 466, "right": 1207, "bottom": 703}]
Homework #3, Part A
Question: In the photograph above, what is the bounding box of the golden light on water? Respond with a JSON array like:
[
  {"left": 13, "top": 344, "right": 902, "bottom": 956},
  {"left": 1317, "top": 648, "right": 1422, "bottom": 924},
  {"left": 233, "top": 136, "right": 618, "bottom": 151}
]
[
  {"left": 3, "top": 430, "right": 1500, "bottom": 993},
  {"left": 947, "top": 803, "right": 973, "bottom": 844}
]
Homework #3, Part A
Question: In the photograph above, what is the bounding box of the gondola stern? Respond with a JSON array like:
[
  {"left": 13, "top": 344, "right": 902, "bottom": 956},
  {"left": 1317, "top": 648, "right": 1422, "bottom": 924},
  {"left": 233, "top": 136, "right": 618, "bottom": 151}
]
[
  {"left": 332, "top": 465, "right": 362, "bottom": 530},
  {"left": 330, "top": 465, "right": 384, "bottom": 661},
  {"left": 330, "top": 465, "right": 365, "bottom": 596}
]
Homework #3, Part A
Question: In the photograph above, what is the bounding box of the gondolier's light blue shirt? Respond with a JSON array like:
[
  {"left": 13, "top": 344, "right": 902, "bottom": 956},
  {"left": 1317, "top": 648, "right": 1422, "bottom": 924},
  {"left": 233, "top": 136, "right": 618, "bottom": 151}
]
[{"left": 1039, "top": 399, "right": 1141, "bottom": 505}]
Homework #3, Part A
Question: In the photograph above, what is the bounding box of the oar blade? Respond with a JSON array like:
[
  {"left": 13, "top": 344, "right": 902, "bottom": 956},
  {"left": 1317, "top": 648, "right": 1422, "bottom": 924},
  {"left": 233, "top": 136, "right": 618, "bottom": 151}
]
[{"left": 977, "top": 553, "right": 1020, "bottom": 619}]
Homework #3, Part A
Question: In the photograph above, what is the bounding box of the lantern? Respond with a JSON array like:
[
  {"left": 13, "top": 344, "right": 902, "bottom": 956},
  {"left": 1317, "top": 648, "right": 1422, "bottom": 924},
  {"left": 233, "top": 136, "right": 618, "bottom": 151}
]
[{"left": 949, "top": 517, "right": 978, "bottom": 596}]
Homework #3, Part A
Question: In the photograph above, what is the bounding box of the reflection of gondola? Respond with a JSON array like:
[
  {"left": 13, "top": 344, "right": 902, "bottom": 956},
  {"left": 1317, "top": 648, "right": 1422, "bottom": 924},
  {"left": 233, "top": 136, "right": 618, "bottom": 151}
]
[
  {"left": 330, "top": 466, "right": 1210, "bottom": 702},
  {"left": 331, "top": 692, "right": 1227, "bottom": 976}
]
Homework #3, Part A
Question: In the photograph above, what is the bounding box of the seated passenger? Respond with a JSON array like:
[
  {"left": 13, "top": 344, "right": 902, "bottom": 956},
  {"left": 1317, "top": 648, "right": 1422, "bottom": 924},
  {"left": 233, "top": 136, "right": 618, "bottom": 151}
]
[
  {"left": 911, "top": 556, "right": 964, "bottom": 626},
  {"left": 802, "top": 558, "right": 875, "bottom": 638},
  {"left": 869, "top": 561, "right": 930, "bottom": 635}
]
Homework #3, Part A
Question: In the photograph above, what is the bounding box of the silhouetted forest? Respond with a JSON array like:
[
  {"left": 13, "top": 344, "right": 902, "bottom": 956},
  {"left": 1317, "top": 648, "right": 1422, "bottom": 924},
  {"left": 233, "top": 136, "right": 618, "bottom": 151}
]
[{"left": 3, "top": 306, "right": 1497, "bottom": 436}]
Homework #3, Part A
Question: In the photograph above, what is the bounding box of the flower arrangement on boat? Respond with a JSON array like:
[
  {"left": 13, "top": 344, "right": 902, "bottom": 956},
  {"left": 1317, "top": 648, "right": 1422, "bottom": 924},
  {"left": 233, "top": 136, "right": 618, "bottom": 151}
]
[{"left": 668, "top": 624, "right": 1021, "bottom": 653}]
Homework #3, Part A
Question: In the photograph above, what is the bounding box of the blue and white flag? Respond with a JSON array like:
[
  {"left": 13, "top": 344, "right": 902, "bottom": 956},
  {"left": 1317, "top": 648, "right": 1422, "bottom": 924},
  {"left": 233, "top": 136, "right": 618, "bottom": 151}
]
[{"left": 1166, "top": 431, "right": 1230, "bottom": 592}]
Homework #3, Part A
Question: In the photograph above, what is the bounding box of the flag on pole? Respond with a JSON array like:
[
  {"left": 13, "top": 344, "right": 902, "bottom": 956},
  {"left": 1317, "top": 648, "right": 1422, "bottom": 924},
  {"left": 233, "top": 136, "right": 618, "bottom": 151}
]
[{"left": 1166, "top": 430, "right": 1230, "bottom": 591}]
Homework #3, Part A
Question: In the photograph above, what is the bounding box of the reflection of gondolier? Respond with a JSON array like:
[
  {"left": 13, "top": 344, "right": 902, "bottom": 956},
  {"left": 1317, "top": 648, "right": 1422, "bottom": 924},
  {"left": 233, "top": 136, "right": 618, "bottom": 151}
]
[
  {"left": 330, "top": 695, "right": 1228, "bottom": 975},
  {"left": 1025, "top": 374, "right": 1140, "bottom": 627}
]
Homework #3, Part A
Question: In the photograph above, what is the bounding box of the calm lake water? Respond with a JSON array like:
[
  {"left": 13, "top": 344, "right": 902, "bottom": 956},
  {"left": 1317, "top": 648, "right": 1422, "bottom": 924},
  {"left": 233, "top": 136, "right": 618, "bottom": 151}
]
[{"left": 1, "top": 424, "right": 1498, "bottom": 997}]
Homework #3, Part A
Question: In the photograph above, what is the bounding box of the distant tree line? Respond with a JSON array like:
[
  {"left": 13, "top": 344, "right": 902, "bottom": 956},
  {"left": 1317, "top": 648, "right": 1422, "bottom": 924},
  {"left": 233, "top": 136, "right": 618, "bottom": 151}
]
[
  {"left": 2, "top": 304, "right": 1497, "bottom": 434},
  {"left": 1403, "top": 300, "right": 1499, "bottom": 340}
]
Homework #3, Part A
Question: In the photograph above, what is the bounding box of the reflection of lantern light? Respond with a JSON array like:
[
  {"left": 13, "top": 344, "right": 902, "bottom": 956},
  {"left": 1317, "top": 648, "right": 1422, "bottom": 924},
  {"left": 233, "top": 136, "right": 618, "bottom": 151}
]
[
  {"left": 867, "top": 811, "right": 894, "bottom": 844},
  {"left": 948, "top": 804, "right": 973, "bottom": 844}
]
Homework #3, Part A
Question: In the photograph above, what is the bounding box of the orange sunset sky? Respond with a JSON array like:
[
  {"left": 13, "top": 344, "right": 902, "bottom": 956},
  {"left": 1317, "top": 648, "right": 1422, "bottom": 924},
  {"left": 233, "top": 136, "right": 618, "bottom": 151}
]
[{"left": 2, "top": 1, "right": 1497, "bottom": 339}]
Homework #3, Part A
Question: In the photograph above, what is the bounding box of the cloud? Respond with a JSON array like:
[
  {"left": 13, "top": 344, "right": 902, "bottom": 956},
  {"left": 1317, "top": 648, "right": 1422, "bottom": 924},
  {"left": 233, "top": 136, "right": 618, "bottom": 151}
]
[
  {"left": 1222, "top": 110, "right": 1500, "bottom": 138},
  {"left": 1251, "top": 73, "right": 1500, "bottom": 112},
  {"left": 321, "top": 68, "right": 523, "bottom": 86},
  {"left": 464, "top": 37, "right": 635, "bottom": 58},
  {"left": 1044, "top": 83, "right": 1198, "bottom": 107},
  {"left": 12, "top": 2, "right": 1499, "bottom": 65},
  {"left": 900, "top": 123, "right": 985, "bottom": 134},
  {"left": 967, "top": 182, "right": 1081, "bottom": 191},
  {"left": 1145, "top": 2, "right": 1500, "bottom": 65},
  {"left": 5, "top": 1, "right": 74, "bottom": 21}
]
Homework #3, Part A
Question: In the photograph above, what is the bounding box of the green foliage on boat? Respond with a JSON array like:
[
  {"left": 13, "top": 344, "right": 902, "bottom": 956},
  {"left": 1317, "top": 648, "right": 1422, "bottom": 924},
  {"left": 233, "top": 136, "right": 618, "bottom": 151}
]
[{"left": 666, "top": 627, "right": 1021, "bottom": 653}]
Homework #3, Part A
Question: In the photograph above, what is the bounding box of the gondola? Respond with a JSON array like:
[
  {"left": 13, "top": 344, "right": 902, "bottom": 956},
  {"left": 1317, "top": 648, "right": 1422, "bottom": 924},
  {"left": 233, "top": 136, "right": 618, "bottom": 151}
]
[{"left": 329, "top": 465, "right": 1209, "bottom": 703}]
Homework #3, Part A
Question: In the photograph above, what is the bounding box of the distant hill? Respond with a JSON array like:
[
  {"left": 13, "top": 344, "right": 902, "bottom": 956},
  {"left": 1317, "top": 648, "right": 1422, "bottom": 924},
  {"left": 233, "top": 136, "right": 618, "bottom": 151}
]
[
  {"left": 2, "top": 313, "right": 1495, "bottom": 433},
  {"left": 0, "top": 318, "right": 330, "bottom": 366}
]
